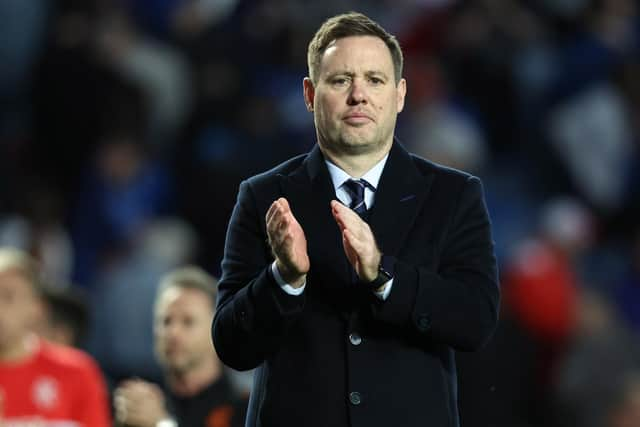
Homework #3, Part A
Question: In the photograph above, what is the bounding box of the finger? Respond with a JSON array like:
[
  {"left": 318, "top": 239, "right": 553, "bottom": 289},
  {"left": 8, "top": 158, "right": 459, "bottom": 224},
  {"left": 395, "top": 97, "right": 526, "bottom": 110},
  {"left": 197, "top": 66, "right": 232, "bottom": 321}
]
[
  {"left": 331, "top": 200, "right": 365, "bottom": 230},
  {"left": 267, "top": 200, "right": 294, "bottom": 236},
  {"left": 119, "top": 383, "right": 152, "bottom": 406},
  {"left": 266, "top": 198, "right": 286, "bottom": 225},
  {"left": 149, "top": 383, "right": 165, "bottom": 400},
  {"left": 342, "top": 231, "right": 358, "bottom": 260},
  {"left": 343, "top": 228, "right": 368, "bottom": 255},
  {"left": 117, "top": 378, "right": 138, "bottom": 389},
  {"left": 266, "top": 207, "right": 282, "bottom": 239},
  {"left": 344, "top": 228, "right": 380, "bottom": 264},
  {"left": 278, "top": 197, "right": 291, "bottom": 213},
  {"left": 267, "top": 210, "right": 290, "bottom": 244},
  {"left": 331, "top": 201, "right": 354, "bottom": 231},
  {"left": 269, "top": 218, "right": 291, "bottom": 251},
  {"left": 114, "top": 394, "right": 128, "bottom": 422},
  {"left": 268, "top": 198, "right": 291, "bottom": 221}
]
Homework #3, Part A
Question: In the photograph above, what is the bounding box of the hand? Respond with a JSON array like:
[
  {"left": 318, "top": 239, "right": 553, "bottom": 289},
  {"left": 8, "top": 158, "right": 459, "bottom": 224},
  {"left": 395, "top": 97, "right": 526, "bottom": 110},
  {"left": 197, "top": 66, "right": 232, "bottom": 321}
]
[
  {"left": 0, "top": 389, "right": 4, "bottom": 427},
  {"left": 114, "top": 379, "right": 170, "bottom": 427},
  {"left": 266, "top": 198, "right": 310, "bottom": 287},
  {"left": 331, "top": 200, "right": 381, "bottom": 282}
]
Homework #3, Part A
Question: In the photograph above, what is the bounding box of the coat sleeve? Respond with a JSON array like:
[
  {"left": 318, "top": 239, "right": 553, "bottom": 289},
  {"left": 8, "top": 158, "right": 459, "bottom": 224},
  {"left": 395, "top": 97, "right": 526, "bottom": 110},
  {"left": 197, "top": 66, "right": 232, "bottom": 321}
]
[
  {"left": 211, "top": 180, "right": 305, "bottom": 371},
  {"left": 370, "top": 175, "right": 500, "bottom": 351}
]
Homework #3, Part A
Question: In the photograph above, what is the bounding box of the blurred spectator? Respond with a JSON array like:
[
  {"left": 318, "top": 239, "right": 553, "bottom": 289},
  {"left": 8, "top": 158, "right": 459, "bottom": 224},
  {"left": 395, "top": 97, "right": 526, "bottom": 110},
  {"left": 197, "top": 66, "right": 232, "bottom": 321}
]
[
  {"left": 2, "top": 1, "right": 640, "bottom": 425},
  {"left": 0, "top": 247, "right": 111, "bottom": 426},
  {"left": 495, "top": 197, "right": 594, "bottom": 424},
  {"left": 407, "top": 102, "right": 488, "bottom": 174},
  {"left": 0, "top": 183, "right": 73, "bottom": 286},
  {"left": 503, "top": 197, "right": 594, "bottom": 344},
  {"left": 114, "top": 266, "right": 247, "bottom": 427},
  {"left": 171, "top": 0, "right": 240, "bottom": 40},
  {"left": 97, "top": 9, "right": 192, "bottom": 151},
  {"left": 553, "top": 291, "right": 640, "bottom": 427},
  {"left": 547, "top": 82, "right": 634, "bottom": 212},
  {"left": 457, "top": 304, "right": 541, "bottom": 427},
  {"left": 615, "top": 229, "right": 640, "bottom": 335},
  {"left": 0, "top": 0, "right": 50, "bottom": 136},
  {"left": 40, "top": 285, "right": 89, "bottom": 348},
  {"left": 71, "top": 137, "right": 173, "bottom": 287},
  {"left": 86, "top": 218, "right": 197, "bottom": 383}
]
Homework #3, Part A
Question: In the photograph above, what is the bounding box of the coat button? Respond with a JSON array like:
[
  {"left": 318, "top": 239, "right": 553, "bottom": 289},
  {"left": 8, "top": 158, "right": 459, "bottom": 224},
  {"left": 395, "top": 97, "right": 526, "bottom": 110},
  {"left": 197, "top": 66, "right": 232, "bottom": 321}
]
[
  {"left": 349, "top": 333, "right": 362, "bottom": 346},
  {"left": 417, "top": 314, "right": 431, "bottom": 331},
  {"left": 349, "top": 392, "right": 362, "bottom": 405}
]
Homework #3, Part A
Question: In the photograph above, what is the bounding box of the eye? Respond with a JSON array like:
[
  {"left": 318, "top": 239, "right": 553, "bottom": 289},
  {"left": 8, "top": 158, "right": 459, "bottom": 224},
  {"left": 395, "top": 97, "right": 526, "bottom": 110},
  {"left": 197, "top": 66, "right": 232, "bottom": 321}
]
[
  {"left": 182, "top": 316, "right": 194, "bottom": 328},
  {"left": 331, "top": 76, "right": 350, "bottom": 87},
  {"left": 369, "top": 76, "right": 384, "bottom": 85}
]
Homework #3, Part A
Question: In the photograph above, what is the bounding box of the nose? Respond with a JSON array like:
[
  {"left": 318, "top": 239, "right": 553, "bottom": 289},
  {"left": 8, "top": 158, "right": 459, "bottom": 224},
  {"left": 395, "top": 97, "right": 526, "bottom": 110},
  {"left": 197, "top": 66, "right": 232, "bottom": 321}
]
[
  {"left": 347, "top": 79, "right": 368, "bottom": 105},
  {"left": 162, "top": 320, "right": 182, "bottom": 339}
]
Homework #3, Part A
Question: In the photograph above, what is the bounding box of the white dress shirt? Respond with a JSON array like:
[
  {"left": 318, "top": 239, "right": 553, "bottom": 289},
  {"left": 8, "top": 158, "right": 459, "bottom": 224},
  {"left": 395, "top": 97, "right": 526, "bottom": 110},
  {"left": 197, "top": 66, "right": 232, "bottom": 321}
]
[{"left": 272, "top": 154, "right": 393, "bottom": 300}]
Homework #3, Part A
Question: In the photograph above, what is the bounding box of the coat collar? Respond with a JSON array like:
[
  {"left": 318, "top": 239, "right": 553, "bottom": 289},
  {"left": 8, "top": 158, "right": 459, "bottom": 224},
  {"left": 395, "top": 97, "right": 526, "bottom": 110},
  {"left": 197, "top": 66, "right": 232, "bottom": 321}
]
[
  {"left": 368, "top": 142, "right": 433, "bottom": 258},
  {"left": 279, "top": 142, "right": 433, "bottom": 305}
]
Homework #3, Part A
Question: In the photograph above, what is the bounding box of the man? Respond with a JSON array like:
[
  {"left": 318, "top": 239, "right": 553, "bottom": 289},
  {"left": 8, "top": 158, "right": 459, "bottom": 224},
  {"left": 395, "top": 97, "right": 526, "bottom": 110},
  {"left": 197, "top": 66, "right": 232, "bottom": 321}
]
[
  {"left": 212, "top": 12, "right": 499, "bottom": 427},
  {"left": 114, "top": 266, "right": 247, "bottom": 427},
  {"left": 40, "top": 285, "right": 89, "bottom": 347},
  {"left": 0, "top": 247, "right": 111, "bottom": 426}
]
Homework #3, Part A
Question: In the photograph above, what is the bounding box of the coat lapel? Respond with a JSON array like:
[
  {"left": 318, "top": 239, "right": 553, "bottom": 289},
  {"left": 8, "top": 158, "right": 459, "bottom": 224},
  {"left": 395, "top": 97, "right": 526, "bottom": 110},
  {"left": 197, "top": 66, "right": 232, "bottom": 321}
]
[
  {"left": 279, "top": 146, "right": 352, "bottom": 292},
  {"left": 277, "top": 143, "right": 433, "bottom": 318},
  {"left": 368, "top": 142, "right": 433, "bottom": 258}
]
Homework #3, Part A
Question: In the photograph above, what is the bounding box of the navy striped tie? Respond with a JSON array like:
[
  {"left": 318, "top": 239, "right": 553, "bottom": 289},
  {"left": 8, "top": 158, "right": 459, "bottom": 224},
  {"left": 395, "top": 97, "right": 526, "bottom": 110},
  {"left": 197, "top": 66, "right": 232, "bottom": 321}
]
[{"left": 343, "top": 179, "right": 368, "bottom": 219}]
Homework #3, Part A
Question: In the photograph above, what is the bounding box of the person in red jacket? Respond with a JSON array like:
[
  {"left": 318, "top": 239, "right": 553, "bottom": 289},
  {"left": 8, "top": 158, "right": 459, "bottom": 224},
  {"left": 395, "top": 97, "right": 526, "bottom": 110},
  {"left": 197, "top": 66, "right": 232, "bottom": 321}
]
[{"left": 0, "top": 247, "right": 111, "bottom": 427}]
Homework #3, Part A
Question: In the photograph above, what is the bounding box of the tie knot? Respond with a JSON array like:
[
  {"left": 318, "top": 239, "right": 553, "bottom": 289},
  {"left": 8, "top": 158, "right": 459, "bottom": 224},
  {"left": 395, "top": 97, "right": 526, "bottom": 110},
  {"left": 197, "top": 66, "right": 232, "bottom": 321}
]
[{"left": 343, "top": 179, "right": 369, "bottom": 217}]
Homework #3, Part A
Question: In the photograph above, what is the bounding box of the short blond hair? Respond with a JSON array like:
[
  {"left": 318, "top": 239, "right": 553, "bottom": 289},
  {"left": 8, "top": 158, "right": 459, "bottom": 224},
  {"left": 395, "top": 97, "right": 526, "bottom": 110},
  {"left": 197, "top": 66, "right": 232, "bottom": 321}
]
[
  {"left": 156, "top": 265, "right": 218, "bottom": 309},
  {"left": 0, "top": 247, "right": 42, "bottom": 294},
  {"left": 307, "top": 12, "right": 404, "bottom": 84}
]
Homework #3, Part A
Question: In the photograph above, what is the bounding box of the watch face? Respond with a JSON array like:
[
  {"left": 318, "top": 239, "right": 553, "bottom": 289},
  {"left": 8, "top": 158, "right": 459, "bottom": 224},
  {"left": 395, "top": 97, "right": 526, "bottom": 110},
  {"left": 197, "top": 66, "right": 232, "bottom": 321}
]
[{"left": 379, "top": 267, "right": 392, "bottom": 280}]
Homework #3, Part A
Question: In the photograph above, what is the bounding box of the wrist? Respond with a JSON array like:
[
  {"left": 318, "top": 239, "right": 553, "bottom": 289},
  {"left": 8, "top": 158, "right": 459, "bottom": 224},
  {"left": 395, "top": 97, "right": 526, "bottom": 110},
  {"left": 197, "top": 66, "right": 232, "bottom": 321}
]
[
  {"left": 275, "top": 260, "right": 306, "bottom": 288},
  {"left": 363, "top": 256, "right": 394, "bottom": 291},
  {"left": 360, "top": 251, "right": 382, "bottom": 282}
]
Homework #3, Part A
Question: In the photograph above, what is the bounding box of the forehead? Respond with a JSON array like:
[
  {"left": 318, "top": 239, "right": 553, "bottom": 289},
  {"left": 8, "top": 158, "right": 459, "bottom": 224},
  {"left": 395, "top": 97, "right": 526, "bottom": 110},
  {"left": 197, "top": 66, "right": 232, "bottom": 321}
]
[
  {"left": 0, "top": 268, "right": 35, "bottom": 293},
  {"left": 156, "top": 286, "right": 213, "bottom": 315},
  {"left": 319, "top": 35, "right": 394, "bottom": 75}
]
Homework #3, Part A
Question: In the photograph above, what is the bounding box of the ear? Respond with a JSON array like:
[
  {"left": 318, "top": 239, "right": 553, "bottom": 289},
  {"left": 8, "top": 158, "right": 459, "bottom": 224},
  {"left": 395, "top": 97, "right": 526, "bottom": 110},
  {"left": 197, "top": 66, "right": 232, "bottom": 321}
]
[
  {"left": 396, "top": 78, "right": 407, "bottom": 113},
  {"left": 303, "top": 77, "right": 315, "bottom": 112}
]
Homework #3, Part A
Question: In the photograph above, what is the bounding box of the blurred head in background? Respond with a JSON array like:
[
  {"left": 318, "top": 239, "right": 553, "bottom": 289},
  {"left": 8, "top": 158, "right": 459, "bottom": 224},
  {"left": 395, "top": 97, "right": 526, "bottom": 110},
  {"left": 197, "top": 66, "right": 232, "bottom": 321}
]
[
  {"left": 40, "top": 286, "right": 89, "bottom": 347},
  {"left": 153, "top": 266, "right": 219, "bottom": 386},
  {"left": 0, "top": 248, "right": 46, "bottom": 361}
]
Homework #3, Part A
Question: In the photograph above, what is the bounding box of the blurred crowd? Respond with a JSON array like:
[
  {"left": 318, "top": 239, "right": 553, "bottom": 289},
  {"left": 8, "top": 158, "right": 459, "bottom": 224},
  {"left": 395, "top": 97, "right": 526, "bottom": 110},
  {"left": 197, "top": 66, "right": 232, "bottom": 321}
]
[{"left": 0, "top": 0, "right": 639, "bottom": 426}]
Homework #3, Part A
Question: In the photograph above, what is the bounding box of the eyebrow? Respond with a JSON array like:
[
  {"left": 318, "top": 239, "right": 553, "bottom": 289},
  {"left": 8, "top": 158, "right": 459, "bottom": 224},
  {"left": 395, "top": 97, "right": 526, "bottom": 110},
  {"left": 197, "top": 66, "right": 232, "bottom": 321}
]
[{"left": 325, "top": 70, "right": 390, "bottom": 80}]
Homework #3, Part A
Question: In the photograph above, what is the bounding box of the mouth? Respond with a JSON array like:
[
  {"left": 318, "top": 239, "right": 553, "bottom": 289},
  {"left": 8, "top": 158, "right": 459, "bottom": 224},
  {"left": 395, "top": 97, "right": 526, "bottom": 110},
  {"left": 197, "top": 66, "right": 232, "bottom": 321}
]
[
  {"left": 343, "top": 113, "right": 373, "bottom": 125},
  {"left": 164, "top": 345, "right": 183, "bottom": 357}
]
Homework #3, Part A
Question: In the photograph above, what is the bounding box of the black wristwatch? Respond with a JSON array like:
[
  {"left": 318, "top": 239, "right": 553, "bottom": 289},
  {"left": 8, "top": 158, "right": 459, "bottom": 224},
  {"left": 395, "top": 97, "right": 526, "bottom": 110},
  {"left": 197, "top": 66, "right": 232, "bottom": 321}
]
[{"left": 367, "top": 259, "right": 394, "bottom": 291}]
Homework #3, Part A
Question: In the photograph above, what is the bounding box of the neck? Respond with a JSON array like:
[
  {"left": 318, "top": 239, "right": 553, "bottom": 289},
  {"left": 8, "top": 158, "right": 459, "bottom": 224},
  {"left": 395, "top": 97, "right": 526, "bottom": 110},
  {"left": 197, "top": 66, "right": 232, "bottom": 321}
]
[
  {"left": 0, "top": 333, "right": 38, "bottom": 363},
  {"left": 167, "top": 355, "right": 223, "bottom": 397},
  {"left": 320, "top": 144, "right": 391, "bottom": 178}
]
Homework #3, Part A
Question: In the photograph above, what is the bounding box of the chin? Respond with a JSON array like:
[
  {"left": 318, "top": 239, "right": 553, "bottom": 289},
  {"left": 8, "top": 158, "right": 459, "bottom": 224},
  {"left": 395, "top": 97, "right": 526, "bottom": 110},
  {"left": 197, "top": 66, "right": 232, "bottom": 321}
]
[
  {"left": 167, "top": 361, "right": 190, "bottom": 375},
  {"left": 339, "top": 137, "right": 379, "bottom": 154}
]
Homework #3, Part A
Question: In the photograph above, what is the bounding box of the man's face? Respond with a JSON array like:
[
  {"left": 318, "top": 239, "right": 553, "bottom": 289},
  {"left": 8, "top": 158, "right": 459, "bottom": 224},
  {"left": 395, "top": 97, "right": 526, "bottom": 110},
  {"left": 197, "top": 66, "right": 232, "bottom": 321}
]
[
  {"left": 154, "top": 286, "right": 215, "bottom": 375},
  {"left": 304, "top": 35, "right": 406, "bottom": 159},
  {"left": 0, "top": 269, "right": 41, "bottom": 352}
]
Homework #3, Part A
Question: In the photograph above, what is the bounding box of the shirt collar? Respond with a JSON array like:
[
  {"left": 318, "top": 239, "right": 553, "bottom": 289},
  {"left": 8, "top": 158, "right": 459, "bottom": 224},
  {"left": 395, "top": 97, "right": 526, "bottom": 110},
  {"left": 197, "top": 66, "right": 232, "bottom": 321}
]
[{"left": 325, "top": 154, "right": 389, "bottom": 192}]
